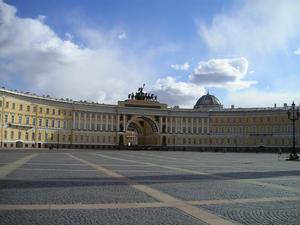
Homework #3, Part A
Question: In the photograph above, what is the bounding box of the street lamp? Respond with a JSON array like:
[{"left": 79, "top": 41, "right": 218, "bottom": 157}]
[{"left": 287, "top": 101, "right": 299, "bottom": 160}]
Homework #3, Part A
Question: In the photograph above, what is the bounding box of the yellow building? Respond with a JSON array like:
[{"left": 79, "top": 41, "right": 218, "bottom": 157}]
[{"left": 0, "top": 87, "right": 299, "bottom": 151}]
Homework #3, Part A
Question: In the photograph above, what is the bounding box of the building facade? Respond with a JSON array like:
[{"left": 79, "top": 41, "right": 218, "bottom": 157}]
[{"left": 0, "top": 87, "right": 299, "bottom": 151}]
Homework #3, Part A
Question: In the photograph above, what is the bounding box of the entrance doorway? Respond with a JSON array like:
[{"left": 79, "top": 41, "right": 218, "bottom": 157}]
[
  {"left": 126, "top": 116, "right": 159, "bottom": 146},
  {"left": 16, "top": 141, "right": 23, "bottom": 148}
]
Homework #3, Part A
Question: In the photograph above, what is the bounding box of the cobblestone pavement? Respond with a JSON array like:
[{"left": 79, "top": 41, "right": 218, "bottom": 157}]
[{"left": 0, "top": 150, "right": 299, "bottom": 225}]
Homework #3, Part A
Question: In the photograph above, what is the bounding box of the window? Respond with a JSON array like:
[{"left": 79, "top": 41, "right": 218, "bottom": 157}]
[
  {"left": 18, "top": 131, "right": 21, "bottom": 139},
  {"left": 52, "top": 109, "right": 55, "bottom": 115},
  {"left": 12, "top": 103, "right": 15, "bottom": 109},
  {"left": 46, "top": 108, "right": 49, "bottom": 114},
  {"left": 4, "top": 130, "right": 7, "bottom": 139},
  {"left": 19, "top": 104, "right": 23, "bottom": 111},
  {"left": 11, "top": 131, "right": 14, "bottom": 139},
  {"left": 25, "top": 132, "right": 29, "bottom": 140},
  {"left": 27, "top": 105, "right": 30, "bottom": 112},
  {"left": 39, "top": 107, "right": 43, "bottom": 113},
  {"left": 39, "top": 118, "right": 42, "bottom": 127},
  {"left": 5, "top": 102, "right": 9, "bottom": 108},
  {"left": 33, "top": 106, "right": 37, "bottom": 113},
  {"left": 26, "top": 116, "right": 30, "bottom": 125},
  {"left": 57, "top": 120, "right": 60, "bottom": 128},
  {"left": 32, "top": 117, "right": 36, "bottom": 126},
  {"left": 11, "top": 114, "right": 15, "bottom": 123},
  {"left": 0, "top": 101, "right": 2, "bottom": 107},
  {"left": 52, "top": 120, "right": 55, "bottom": 127},
  {"left": 45, "top": 133, "right": 48, "bottom": 140},
  {"left": 50, "top": 134, "right": 53, "bottom": 140},
  {"left": 46, "top": 119, "right": 49, "bottom": 127},
  {"left": 18, "top": 115, "right": 22, "bottom": 124},
  {"left": 4, "top": 114, "right": 8, "bottom": 123},
  {"left": 38, "top": 133, "right": 41, "bottom": 141},
  {"left": 58, "top": 110, "right": 61, "bottom": 116}
]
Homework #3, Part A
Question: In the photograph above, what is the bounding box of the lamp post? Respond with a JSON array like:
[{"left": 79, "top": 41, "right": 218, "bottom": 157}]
[{"left": 287, "top": 101, "right": 299, "bottom": 160}]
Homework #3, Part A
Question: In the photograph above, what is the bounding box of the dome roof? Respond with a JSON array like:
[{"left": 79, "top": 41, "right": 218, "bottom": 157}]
[{"left": 194, "top": 93, "right": 221, "bottom": 109}]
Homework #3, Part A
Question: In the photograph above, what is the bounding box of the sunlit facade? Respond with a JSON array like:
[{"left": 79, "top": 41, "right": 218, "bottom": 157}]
[{"left": 0, "top": 87, "right": 299, "bottom": 151}]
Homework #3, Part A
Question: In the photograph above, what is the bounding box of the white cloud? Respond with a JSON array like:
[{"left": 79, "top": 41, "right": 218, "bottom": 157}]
[
  {"left": 118, "top": 32, "right": 127, "bottom": 40},
  {"left": 189, "top": 57, "right": 255, "bottom": 89},
  {"left": 152, "top": 76, "right": 205, "bottom": 108},
  {"left": 0, "top": 1, "right": 154, "bottom": 103},
  {"left": 295, "top": 48, "right": 300, "bottom": 55},
  {"left": 170, "top": 62, "right": 190, "bottom": 71},
  {"left": 200, "top": 0, "right": 300, "bottom": 55},
  {"left": 226, "top": 90, "right": 300, "bottom": 108}
]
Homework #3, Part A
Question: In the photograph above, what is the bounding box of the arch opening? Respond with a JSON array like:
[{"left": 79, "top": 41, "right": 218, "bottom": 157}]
[{"left": 126, "top": 116, "right": 159, "bottom": 146}]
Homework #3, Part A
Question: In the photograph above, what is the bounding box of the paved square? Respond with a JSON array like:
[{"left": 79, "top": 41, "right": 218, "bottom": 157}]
[{"left": 0, "top": 150, "right": 299, "bottom": 225}]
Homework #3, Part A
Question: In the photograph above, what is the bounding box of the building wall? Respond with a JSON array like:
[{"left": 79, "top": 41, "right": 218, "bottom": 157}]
[{"left": 0, "top": 89, "right": 299, "bottom": 150}]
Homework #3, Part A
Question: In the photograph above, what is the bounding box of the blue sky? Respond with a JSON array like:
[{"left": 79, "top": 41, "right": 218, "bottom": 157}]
[{"left": 1, "top": 0, "right": 300, "bottom": 108}]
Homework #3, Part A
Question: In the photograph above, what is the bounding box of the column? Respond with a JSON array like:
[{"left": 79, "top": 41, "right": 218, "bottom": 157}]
[
  {"left": 165, "top": 117, "right": 168, "bottom": 133},
  {"left": 72, "top": 111, "right": 76, "bottom": 129},
  {"left": 180, "top": 117, "right": 183, "bottom": 133},
  {"left": 170, "top": 117, "right": 173, "bottom": 134},
  {"left": 159, "top": 116, "right": 163, "bottom": 133},
  {"left": 78, "top": 112, "right": 81, "bottom": 130},
  {"left": 175, "top": 117, "right": 178, "bottom": 133},
  {"left": 83, "top": 112, "right": 87, "bottom": 130},
  {"left": 123, "top": 114, "right": 126, "bottom": 132},
  {"left": 185, "top": 118, "right": 188, "bottom": 134},
  {"left": 196, "top": 118, "right": 199, "bottom": 134},
  {"left": 89, "top": 113, "right": 92, "bottom": 130},
  {"left": 117, "top": 115, "right": 120, "bottom": 132},
  {"left": 100, "top": 114, "right": 103, "bottom": 131},
  {"left": 111, "top": 114, "right": 114, "bottom": 131},
  {"left": 191, "top": 118, "right": 194, "bottom": 134},
  {"left": 94, "top": 113, "right": 97, "bottom": 131},
  {"left": 207, "top": 117, "right": 210, "bottom": 134},
  {"left": 105, "top": 114, "right": 108, "bottom": 131},
  {"left": 201, "top": 118, "right": 204, "bottom": 134}
]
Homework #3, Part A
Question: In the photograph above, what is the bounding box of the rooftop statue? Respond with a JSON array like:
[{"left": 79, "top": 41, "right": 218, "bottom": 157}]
[{"left": 128, "top": 84, "right": 157, "bottom": 101}]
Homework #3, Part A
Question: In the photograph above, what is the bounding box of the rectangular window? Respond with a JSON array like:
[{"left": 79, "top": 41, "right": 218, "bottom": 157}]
[
  {"left": 32, "top": 117, "right": 36, "bottom": 126},
  {"left": 39, "top": 118, "right": 42, "bottom": 127},
  {"left": 18, "top": 131, "right": 21, "bottom": 139},
  {"left": 26, "top": 116, "right": 30, "bottom": 125},
  {"left": 4, "top": 130, "right": 7, "bottom": 139},
  {"left": 27, "top": 105, "right": 30, "bottom": 112},
  {"left": 5, "top": 102, "right": 9, "bottom": 108},
  {"left": 12, "top": 103, "right": 15, "bottom": 109},
  {"left": 52, "top": 109, "right": 55, "bottom": 115},
  {"left": 18, "top": 115, "right": 22, "bottom": 124},
  {"left": 52, "top": 120, "right": 55, "bottom": 127},
  {"left": 57, "top": 120, "right": 60, "bottom": 128},
  {"left": 11, "top": 114, "right": 15, "bottom": 123},
  {"left": 46, "top": 119, "right": 49, "bottom": 128},
  {"left": 45, "top": 133, "right": 48, "bottom": 141},
  {"left": 33, "top": 106, "right": 37, "bottom": 113},
  {"left": 19, "top": 104, "right": 23, "bottom": 111},
  {"left": 5, "top": 114, "right": 8, "bottom": 123},
  {"left": 0, "top": 101, "right": 2, "bottom": 107},
  {"left": 46, "top": 108, "right": 49, "bottom": 114},
  {"left": 25, "top": 132, "right": 29, "bottom": 140},
  {"left": 38, "top": 133, "right": 41, "bottom": 141},
  {"left": 11, "top": 131, "right": 14, "bottom": 139},
  {"left": 39, "top": 107, "right": 43, "bottom": 113},
  {"left": 32, "top": 132, "right": 35, "bottom": 140}
]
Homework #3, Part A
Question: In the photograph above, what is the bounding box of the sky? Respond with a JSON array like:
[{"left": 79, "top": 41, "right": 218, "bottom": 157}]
[{"left": 1, "top": 0, "right": 300, "bottom": 108}]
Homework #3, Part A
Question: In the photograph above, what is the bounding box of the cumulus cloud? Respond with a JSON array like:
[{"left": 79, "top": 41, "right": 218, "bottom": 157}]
[
  {"left": 170, "top": 62, "right": 190, "bottom": 71},
  {"left": 0, "top": 0, "right": 154, "bottom": 103},
  {"left": 200, "top": 0, "right": 300, "bottom": 54},
  {"left": 295, "top": 48, "right": 300, "bottom": 55},
  {"left": 152, "top": 77, "right": 205, "bottom": 108},
  {"left": 189, "top": 57, "right": 255, "bottom": 89}
]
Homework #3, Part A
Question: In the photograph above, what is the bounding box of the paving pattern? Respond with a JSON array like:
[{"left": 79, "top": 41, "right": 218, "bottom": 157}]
[{"left": 0, "top": 150, "right": 299, "bottom": 225}]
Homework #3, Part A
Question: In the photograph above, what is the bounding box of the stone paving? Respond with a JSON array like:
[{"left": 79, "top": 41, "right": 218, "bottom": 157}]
[{"left": 0, "top": 150, "right": 299, "bottom": 225}]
